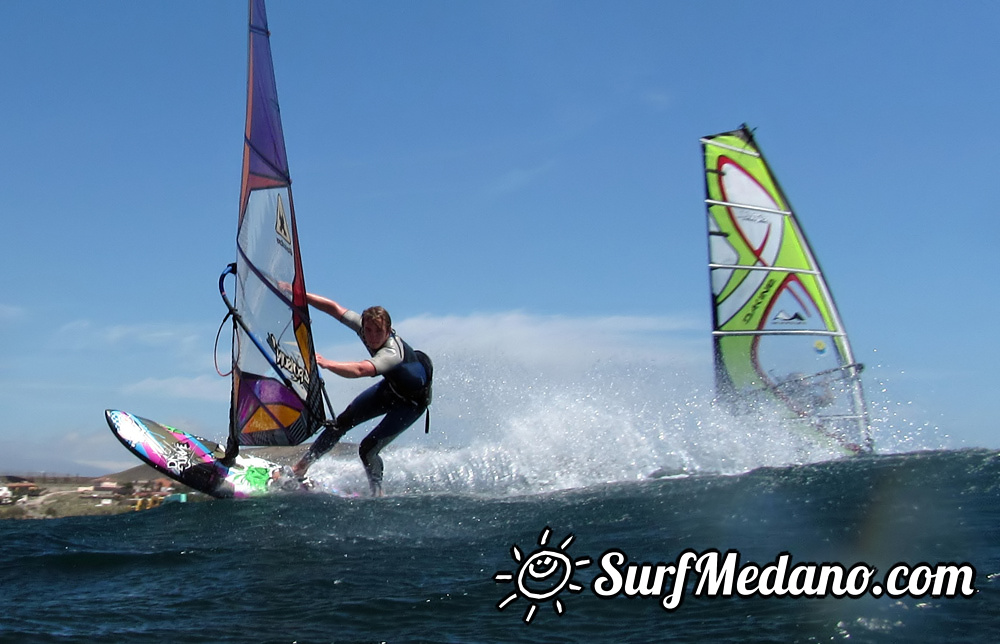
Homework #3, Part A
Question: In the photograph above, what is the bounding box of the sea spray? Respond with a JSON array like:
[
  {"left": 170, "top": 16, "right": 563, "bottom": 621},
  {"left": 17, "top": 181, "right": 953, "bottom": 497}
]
[{"left": 306, "top": 350, "right": 906, "bottom": 496}]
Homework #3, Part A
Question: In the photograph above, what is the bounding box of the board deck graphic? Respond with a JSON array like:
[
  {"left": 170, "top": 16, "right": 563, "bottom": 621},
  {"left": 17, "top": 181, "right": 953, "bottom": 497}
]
[{"left": 106, "top": 409, "right": 307, "bottom": 499}]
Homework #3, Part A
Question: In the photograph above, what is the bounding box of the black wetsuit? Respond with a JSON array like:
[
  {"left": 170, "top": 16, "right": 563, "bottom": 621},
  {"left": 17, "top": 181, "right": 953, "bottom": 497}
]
[{"left": 302, "top": 310, "right": 430, "bottom": 495}]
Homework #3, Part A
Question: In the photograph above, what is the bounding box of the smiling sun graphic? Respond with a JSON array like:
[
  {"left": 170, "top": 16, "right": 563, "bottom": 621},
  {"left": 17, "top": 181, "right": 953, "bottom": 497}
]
[{"left": 493, "top": 527, "right": 592, "bottom": 623}]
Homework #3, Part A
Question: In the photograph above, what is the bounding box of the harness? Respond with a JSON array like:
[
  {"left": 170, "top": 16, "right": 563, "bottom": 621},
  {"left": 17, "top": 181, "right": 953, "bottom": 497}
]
[{"left": 381, "top": 336, "right": 434, "bottom": 433}]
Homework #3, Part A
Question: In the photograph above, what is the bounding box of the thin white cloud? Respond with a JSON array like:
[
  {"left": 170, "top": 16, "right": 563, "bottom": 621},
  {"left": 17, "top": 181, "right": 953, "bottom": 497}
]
[
  {"left": 643, "top": 89, "right": 673, "bottom": 110},
  {"left": 485, "top": 160, "right": 555, "bottom": 197},
  {"left": 103, "top": 324, "right": 197, "bottom": 346},
  {"left": 123, "top": 374, "right": 229, "bottom": 402},
  {"left": 0, "top": 430, "right": 137, "bottom": 477},
  {"left": 0, "top": 304, "right": 26, "bottom": 321},
  {"left": 53, "top": 320, "right": 203, "bottom": 349},
  {"left": 397, "top": 311, "right": 705, "bottom": 370},
  {"left": 48, "top": 320, "right": 211, "bottom": 373}
]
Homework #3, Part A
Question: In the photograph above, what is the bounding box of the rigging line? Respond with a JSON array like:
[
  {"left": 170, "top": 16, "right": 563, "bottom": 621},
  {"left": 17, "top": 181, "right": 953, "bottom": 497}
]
[
  {"left": 213, "top": 309, "right": 235, "bottom": 377},
  {"left": 219, "top": 263, "right": 299, "bottom": 395}
]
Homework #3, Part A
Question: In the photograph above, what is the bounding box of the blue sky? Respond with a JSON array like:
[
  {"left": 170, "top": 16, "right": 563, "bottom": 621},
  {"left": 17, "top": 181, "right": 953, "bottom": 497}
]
[{"left": 2, "top": 1, "right": 997, "bottom": 476}]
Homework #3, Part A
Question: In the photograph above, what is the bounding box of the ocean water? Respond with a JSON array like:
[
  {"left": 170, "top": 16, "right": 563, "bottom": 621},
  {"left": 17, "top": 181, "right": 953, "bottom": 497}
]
[
  {"left": 3, "top": 353, "right": 997, "bottom": 643},
  {"left": 1, "top": 448, "right": 997, "bottom": 643}
]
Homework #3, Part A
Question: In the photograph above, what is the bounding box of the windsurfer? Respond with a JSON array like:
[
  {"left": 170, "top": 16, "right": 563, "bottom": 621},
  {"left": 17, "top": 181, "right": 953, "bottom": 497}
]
[{"left": 291, "top": 290, "right": 432, "bottom": 497}]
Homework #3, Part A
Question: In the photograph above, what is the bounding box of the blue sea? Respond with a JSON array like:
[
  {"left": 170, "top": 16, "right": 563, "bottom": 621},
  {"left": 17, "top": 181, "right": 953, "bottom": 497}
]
[{"left": 1, "top": 447, "right": 997, "bottom": 643}]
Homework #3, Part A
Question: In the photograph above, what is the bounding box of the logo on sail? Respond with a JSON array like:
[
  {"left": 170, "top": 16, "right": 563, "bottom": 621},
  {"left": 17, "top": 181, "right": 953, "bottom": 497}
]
[
  {"left": 267, "top": 333, "right": 309, "bottom": 388},
  {"left": 742, "top": 277, "right": 776, "bottom": 324},
  {"left": 772, "top": 310, "right": 806, "bottom": 325},
  {"left": 275, "top": 194, "right": 293, "bottom": 254}
]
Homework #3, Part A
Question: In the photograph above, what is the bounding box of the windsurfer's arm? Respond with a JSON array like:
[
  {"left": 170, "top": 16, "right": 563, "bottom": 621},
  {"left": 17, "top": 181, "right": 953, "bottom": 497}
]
[
  {"left": 317, "top": 354, "right": 376, "bottom": 378},
  {"left": 276, "top": 281, "right": 349, "bottom": 321},
  {"left": 305, "top": 293, "right": 349, "bottom": 321}
]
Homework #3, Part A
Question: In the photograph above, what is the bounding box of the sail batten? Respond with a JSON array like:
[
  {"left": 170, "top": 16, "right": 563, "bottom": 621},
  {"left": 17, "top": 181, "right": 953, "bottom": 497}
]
[
  {"left": 713, "top": 330, "right": 846, "bottom": 337},
  {"left": 700, "top": 138, "right": 762, "bottom": 157},
  {"left": 223, "top": 0, "right": 327, "bottom": 450},
  {"left": 702, "top": 124, "right": 872, "bottom": 454},
  {"left": 705, "top": 199, "right": 791, "bottom": 216},
  {"left": 709, "top": 263, "right": 822, "bottom": 275}
]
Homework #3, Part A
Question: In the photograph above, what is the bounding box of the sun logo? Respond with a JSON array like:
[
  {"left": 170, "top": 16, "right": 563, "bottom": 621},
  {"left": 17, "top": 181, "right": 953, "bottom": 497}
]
[{"left": 493, "top": 527, "right": 591, "bottom": 623}]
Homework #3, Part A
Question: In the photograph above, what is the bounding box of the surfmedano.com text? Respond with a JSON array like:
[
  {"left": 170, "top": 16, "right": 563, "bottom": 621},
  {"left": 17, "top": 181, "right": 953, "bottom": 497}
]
[{"left": 592, "top": 549, "right": 977, "bottom": 609}]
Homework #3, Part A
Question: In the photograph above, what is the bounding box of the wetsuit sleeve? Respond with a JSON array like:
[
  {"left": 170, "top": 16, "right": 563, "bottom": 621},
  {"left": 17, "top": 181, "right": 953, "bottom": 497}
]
[{"left": 340, "top": 309, "right": 363, "bottom": 334}]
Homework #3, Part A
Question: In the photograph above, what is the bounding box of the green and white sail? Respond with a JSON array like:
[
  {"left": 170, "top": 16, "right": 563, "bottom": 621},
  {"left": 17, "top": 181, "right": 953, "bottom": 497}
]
[{"left": 701, "top": 125, "right": 873, "bottom": 454}]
